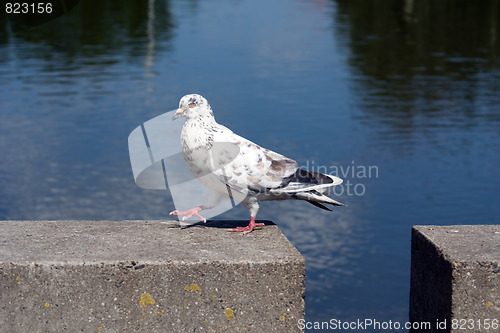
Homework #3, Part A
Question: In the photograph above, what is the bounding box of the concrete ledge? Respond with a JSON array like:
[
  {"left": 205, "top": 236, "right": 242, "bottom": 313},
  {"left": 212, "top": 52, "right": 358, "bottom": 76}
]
[
  {"left": 410, "top": 225, "right": 500, "bottom": 332},
  {"left": 0, "top": 220, "right": 305, "bottom": 332}
]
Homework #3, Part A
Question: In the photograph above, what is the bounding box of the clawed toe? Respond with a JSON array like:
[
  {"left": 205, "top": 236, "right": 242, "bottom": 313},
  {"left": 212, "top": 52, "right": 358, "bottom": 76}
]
[
  {"left": 169, "top": 207, "right": 206, "bottom": 223},
  {"left": 227, "top": 218, "right": 263, "bottom": 234},
  {"left": 228, "top": 226, "right": 254, "bottom": 235},
  {"left": 228, "top": 226, "right": 251, "bottom": 232}
]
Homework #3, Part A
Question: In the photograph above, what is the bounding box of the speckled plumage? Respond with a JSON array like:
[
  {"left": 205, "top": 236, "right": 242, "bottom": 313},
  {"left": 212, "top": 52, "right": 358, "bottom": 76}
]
[{"left": 170, "top": 94, "right": 344, "bottom": 233}]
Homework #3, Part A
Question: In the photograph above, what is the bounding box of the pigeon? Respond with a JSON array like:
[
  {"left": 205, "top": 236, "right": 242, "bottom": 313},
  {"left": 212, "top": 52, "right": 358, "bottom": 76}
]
[{"left": 170, "top": 94, "right": 344, "bottom": 234}]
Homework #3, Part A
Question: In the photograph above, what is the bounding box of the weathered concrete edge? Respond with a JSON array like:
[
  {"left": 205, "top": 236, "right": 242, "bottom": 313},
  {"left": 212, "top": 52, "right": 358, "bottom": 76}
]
[
  {"left": 409, "top": 226, "right": 453, "bottom": 331},
  {"left": 410, "top": 225, "right": 500, "bottom": 333},
  {"left": 0, "top": 220, "right": 303, "bottom": 263},
  {"left": 0, "top": 220, "right": 306, "bottom": 333}
]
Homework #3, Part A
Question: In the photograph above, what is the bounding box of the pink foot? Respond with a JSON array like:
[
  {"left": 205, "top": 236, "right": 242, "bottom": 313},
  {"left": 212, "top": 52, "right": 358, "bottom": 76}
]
[
  {"left": 169, "top": 206, "right": 206, "bottom": 223},
  {"left": 228, "top": 217, "right": 264, "bottom": 235}
]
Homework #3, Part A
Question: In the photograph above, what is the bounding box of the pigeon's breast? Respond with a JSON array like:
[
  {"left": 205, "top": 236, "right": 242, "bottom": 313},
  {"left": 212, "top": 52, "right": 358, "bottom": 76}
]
[{"left": 180, "top": 121, "right": 216, "bottom": 177}]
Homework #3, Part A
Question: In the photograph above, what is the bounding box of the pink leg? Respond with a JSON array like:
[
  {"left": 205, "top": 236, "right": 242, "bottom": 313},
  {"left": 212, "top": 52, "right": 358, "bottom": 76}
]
[
  {"left": 228, "top": 217, "right": 264, "bottom": 235},
  {"left": 169, "top": 206, "right": 206, "bottom": 223}
]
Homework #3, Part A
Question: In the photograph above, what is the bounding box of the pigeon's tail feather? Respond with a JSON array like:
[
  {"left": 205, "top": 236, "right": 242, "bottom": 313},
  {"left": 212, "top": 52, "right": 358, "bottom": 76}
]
[
  {"left": 294, "top": 190, "right": 345, "bottom": 207},
  {"left": 306, "top": 200, "right": 332, "bottom": 211},
  {"left": 276, "top": 168, "right": 343, "bottom": 193}
]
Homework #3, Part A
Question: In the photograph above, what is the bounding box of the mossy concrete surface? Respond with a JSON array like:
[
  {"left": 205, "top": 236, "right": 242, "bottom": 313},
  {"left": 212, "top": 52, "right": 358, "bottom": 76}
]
[
  {"left": 410, "top": 225, "right": 500, "bottom": 333},
  {"left": 0, "top": 220, "right": 305, "bottom": 332}
]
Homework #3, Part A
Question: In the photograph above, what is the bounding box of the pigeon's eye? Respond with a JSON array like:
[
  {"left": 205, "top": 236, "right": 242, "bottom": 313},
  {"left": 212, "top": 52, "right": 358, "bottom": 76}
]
[{"left": 188, "top": 103, "right": 196, "bottom": 108}]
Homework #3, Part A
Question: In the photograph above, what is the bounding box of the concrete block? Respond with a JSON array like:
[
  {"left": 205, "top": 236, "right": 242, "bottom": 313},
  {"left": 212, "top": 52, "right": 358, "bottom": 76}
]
[
  {"left": 0, "top": 220, "right": 305, "bottom": 332},
  {"left": 410, "top": 225, "right": 500, "bottom": 332}
]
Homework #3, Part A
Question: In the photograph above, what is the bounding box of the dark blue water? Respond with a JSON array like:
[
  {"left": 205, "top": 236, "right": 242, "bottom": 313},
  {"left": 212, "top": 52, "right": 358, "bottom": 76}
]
[{"left": 1, "top": 0, "right": 500, "bottom": 330}]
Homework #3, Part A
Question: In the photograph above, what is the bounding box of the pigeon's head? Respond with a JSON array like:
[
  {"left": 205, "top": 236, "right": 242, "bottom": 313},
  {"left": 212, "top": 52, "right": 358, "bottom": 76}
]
[{"left": 172, "top": 94, "right": 214, "bottom": 121}]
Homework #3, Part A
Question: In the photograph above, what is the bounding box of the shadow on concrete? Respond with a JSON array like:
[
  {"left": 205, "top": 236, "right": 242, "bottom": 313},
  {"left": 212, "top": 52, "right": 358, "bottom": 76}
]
[{"left": 181, "top": 220, "right": 276, "bottom": 230}]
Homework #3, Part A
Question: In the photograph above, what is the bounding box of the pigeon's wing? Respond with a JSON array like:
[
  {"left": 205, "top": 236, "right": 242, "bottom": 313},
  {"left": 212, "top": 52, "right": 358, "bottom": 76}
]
[
  {"left": 199, "top": 124, "right": 344, "bottom": 207},
  {"left": 272, "top": 169, "right": 343, "bottom": 194},
  {"left": 210, "top": 125, "right": 299, "bottom": 195}
]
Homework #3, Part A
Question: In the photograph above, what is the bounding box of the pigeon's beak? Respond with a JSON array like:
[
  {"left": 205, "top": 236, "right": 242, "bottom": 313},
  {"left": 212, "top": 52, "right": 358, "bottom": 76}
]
[{"left": 172, "top": 108, "right": 184, "bottom": 121}]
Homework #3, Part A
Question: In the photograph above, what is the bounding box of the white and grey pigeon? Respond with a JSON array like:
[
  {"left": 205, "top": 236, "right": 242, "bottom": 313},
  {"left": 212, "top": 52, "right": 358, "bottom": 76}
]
[{"left": 170, "top": 94, "right": 344, "bottom": 234}]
